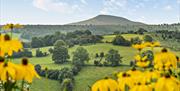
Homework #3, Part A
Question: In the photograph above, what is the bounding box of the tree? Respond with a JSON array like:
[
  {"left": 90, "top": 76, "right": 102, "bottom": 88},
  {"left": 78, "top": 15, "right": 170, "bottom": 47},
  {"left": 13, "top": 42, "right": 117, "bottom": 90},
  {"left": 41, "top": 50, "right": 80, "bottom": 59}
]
[
  {"left": 105, "top": 49, "right": 122, "bottom": 66},
  {"left": 143, "top": 35, "right": 153, "bottom": 42},
  {"left": 52, "top": 40, "right": 69, "bottom": 64},
  {"left": 130, "top": 37, "right": 142, "bottom": 44},
  {"left": 72, "top": 47, "right": 89, "bottom": 66},
  {"left": 137, "top": 28, "right": 147, "bottom": 35},
  {"left": 112, "top": 35, "right": 131, "bottom": 46},
  {"left": 36, "top": 49, "right": 48, "bottom": 57},
  {"left": 31, "top": 37, "right": 44, "bottom": 48}
]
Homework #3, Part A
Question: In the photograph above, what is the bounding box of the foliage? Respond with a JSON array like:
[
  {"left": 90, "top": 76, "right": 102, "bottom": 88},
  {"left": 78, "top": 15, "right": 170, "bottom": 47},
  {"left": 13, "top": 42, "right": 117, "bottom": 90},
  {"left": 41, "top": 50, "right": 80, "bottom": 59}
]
[
  {"left": 105, "top": 49, "right": 122, "bottom": 66},
  {"left": 61, "top": 78, "right": 73, "bottom": 91},
  {"left": 136, "top": 28, "right": 147, "bottom": 34},
  {"left": 130, "top": 37, "right": 142, "bottom": 44},
  {"left": 143, "top": 35, "right": 153, "bottom": 42},
  {"left": 48, "top": 48, "right": 54, "bottom": 54},
  {"left": 72, "top": 47, "right": 90, "bottom": 66},
  {"left": 30, "top": 30, "right": 103, "bottom": 48},
  {"left": 12, "top": 49, "right": 33, "bottom": 58},
  {"left": 52, "top": 40, "right": 69, "bottom": 64},
  {"left": 35, "top": 49, "right": 48, "bottom": 57},
  {"left": 31, "top": 37, "right": 44, "bottom": 48},
  {"left": 112, "top": 35, "right": 131, "bottom": 46}
]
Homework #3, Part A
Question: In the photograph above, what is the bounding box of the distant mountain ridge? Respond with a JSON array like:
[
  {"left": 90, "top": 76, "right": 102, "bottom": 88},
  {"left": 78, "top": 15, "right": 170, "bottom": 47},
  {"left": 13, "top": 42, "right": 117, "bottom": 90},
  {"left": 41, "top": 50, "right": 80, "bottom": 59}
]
[{"left": 68, "top": 15, "right": 146, "bottom": 25}]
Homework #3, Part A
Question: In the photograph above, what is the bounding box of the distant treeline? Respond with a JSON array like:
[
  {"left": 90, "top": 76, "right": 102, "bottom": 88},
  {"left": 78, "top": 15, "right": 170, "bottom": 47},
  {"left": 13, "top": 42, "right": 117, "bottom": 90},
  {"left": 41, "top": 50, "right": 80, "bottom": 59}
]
[
  {"left": 28, "top": 30, "right": 103, "bottom": 48},
  {"left": 19, "top": 23, "right": 180, "bottom": 40}
]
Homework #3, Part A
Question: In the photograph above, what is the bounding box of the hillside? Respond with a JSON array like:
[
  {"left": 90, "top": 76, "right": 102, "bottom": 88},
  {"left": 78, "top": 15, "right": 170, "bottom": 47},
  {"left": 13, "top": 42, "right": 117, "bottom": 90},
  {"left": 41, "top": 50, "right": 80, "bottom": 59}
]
[{"left": 69, "top": 15, "right": 145, "bottom": 25}]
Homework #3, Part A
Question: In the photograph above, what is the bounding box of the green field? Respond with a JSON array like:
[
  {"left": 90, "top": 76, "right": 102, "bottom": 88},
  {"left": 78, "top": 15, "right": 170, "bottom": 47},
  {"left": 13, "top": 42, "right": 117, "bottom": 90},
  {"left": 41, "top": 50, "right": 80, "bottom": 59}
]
[
  {"left": 102, "top": 34, "right": 143, "bottom": 42},
  {"left": 12, "top": 34, "right": 180, "bottom": 91}
]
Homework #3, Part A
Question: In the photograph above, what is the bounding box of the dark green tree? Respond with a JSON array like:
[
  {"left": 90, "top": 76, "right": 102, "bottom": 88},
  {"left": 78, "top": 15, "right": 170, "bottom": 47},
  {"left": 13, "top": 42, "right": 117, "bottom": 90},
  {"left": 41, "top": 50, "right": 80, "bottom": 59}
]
[
  {"left": 52, "top": 40, "right": 69, "bottom": 64},
  {"left": 112, "top": 35, "right": 131, "bottom": 46},
  {"left": 105, "top": 49, "right": 122, "bottom": 66},
  {"left": 72, "top": 47, "right": 89, "bottom": 66},
  {"left": 31, "top": 37, "right": 44, "bottom": 48},
  {"left": 143, "top": 35, "right": 153, "bottom": 42},
  {"left": 130, "top": 37, "right": 142, "bottom": 44}
]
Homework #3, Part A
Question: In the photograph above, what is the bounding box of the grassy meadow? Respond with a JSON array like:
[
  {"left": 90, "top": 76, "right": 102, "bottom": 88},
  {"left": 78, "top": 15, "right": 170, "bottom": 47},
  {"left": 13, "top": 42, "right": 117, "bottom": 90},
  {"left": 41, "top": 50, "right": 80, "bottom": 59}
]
[{"left": 11, "top": 34, "right": 180, "bottom": 91}]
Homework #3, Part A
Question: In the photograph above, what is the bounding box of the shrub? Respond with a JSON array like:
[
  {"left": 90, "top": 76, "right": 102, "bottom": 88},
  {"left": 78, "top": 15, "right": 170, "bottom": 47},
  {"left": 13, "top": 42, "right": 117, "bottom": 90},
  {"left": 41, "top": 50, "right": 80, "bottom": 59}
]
[
  {"left": 105, "top": 49, "right": 123, "bottom": 66},
  {"left": 112, "top": 35, "right": 131, "bottom": 46},
  {"left": 12, "top": 49, "right": 33, "bottom": 58},
  {"left": 143, "top": 35, "right": 153, "bottom": 42}
]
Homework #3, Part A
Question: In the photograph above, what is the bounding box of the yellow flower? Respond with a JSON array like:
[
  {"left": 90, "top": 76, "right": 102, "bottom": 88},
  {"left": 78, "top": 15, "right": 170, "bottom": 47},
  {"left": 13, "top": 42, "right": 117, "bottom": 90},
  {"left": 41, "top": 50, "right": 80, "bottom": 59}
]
[
  {"left": 1, "top": 23, "right": 23, "bottom": 31},
  {"left": 17, "top": 58, "right": 40, "bottom": 83},
  {"left": 144, "top": 70, "right": 160, "bottom": 80},
  {"left": 127, "top": 68, "right": 142, "bottom": 77},
  {"left": 136, "top": 61, "right": 150, "bottom": 68},
  {"left": 130, "top": 84, "right": 153, "bottom": 91},
  {"left": 132, "top": 44, "right": 145, "bottom": 51},
  {"left": 0, "top": 62, "right": 18, "bottom": 82},
  {"left": 134, "top": 55, "right": 147, "bottom": 62},
  {"left": 154, "top": 48, "right": 177, "bottom": 70},
  {"left": 0, "top": 34, "right": 23, "bottom": 56},
  {"left": 118, "top": 72, "right": 134, "bottom": 90},
  {"left": 134, "top": 55, "right": 141, "bottom": 62},
  {"left": 143, "top": 42, "right": 152, "bottom": 47},
  {"left": 134, "top": 55, "right": 150, "bottom": 68},
  {"left": 91, "top": 77, "right": 119, "bottom": 91},
  {"left": 155, "top": 75, "right": 180, "bottom": 91}
]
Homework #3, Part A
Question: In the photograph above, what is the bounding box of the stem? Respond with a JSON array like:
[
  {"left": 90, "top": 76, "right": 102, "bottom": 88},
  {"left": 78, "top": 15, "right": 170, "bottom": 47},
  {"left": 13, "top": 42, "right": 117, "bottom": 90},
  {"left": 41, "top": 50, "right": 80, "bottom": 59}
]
[
  {"left": 10, "top": 28, "right": 13, "bottom": 40},
  {"left": 21, "top": 80, "right": 25, "bottom": 91}
]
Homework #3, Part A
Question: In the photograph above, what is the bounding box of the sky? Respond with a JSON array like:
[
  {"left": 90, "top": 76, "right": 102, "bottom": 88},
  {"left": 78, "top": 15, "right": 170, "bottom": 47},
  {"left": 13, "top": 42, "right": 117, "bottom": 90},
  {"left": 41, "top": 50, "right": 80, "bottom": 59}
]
[{"left": 0, "top": 0, "right": 180, "bottom": 24}]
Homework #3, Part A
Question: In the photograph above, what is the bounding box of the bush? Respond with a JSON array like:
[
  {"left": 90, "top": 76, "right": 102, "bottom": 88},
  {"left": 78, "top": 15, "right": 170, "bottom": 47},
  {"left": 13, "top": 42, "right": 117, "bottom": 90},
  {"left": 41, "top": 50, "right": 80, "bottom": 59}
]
[
  {"left": 143, "top": 35, "right": 153, "bottom": 42},
  {"left": 12, "top": 49, "right": 33, "bottom": 58},
  {"left": 58, "top": 68, "right": 74, "bottom": 83},
  {"left": 48, "top": 48, "right": 54, "bottom": 54},
  {"left": 130, "top": 37, "right": 142, "bottom": 44},
  {"left": 61, "top": 78, "right": 73, "bottom": 91},
  {"left": 112, "top": 35, "right": 131, "bottom": 46},
  {"left": 35, "top": 49, "right": 48, "bottom": 57},
  {"left": 94, "top": 60, "right": 100, "bottom": 66}
]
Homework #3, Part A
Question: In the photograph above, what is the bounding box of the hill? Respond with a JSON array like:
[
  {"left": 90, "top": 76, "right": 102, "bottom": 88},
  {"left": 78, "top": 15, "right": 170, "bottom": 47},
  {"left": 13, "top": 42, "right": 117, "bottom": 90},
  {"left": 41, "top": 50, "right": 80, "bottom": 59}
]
[{"left": 69, "top": 15, "right": 145, "bottom": 25}]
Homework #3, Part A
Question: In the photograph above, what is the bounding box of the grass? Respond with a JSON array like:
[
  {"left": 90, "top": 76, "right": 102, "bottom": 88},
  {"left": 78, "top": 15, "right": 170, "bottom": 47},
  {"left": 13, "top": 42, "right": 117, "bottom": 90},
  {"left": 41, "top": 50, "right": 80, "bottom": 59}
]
[
  {"left": 11, "top": 33, "right": 180, "bottom": 91},
  {"left": 102, "top": 34, "right": 143, "bottom": 42},
  {"left": 30, "top": 78, "right": 61, "bottom": 91},
  {"left": 73, "top": 66, "right": 131, "bottom": 91}
]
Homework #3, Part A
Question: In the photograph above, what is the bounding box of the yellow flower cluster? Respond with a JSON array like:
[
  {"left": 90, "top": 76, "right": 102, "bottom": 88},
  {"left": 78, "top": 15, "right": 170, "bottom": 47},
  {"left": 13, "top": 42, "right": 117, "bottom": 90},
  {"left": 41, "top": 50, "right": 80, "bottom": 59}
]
[
  {"left": 0, "top": 34, "right": 39, "bottom": 83},
  {"left": 134, "top": 55, "right": 150, "bottom": 68},
  {"left": 0, "top": 25, "right": 39, "bottom": 90},
  {"left": 0, "top": 34, "right": 23, "bottom": 56},
  {"left": 0, "top": 58, "right": 40, "bottom": 83},
  {"left": 132, "top": 41, "right": 160, "bottom": 51},
  {"left": 154, "top": 48, "right": 177, "bottom": 70},
  {"left": 92, "top": 68, "right": 180, "bottom": 91},
  {"left": 132, "top": 41, "right": 160, "bottom": 68},
  {"left": 92, "top": 41, "right": 179, "bottom": 91}
]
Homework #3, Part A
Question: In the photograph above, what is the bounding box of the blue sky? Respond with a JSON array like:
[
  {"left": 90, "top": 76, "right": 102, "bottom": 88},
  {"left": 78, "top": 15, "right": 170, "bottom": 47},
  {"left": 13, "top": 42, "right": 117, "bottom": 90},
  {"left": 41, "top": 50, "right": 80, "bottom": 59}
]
[{"left": 0, "top": 0, "right": 180, "bottom": 24}]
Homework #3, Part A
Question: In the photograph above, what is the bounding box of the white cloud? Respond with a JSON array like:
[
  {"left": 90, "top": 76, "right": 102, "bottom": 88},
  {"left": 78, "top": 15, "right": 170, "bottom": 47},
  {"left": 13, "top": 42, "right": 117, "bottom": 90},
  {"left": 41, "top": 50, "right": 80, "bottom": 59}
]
[
  {"left": 33, "top": 0, "right": 82, "bottom": 14},
  {"left": 100, "top": 0, "right": 127, "bottom": 14},
  {"left": 164, "top": 5, "right": 172, "bottom": 11}
]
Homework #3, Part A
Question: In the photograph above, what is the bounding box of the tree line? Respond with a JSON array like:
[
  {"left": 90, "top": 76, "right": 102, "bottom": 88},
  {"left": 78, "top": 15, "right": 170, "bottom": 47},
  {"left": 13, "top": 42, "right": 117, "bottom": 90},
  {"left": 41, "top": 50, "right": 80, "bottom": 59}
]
[{"left": 30, "top": 30, "right": 103, "bottom": 48}]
